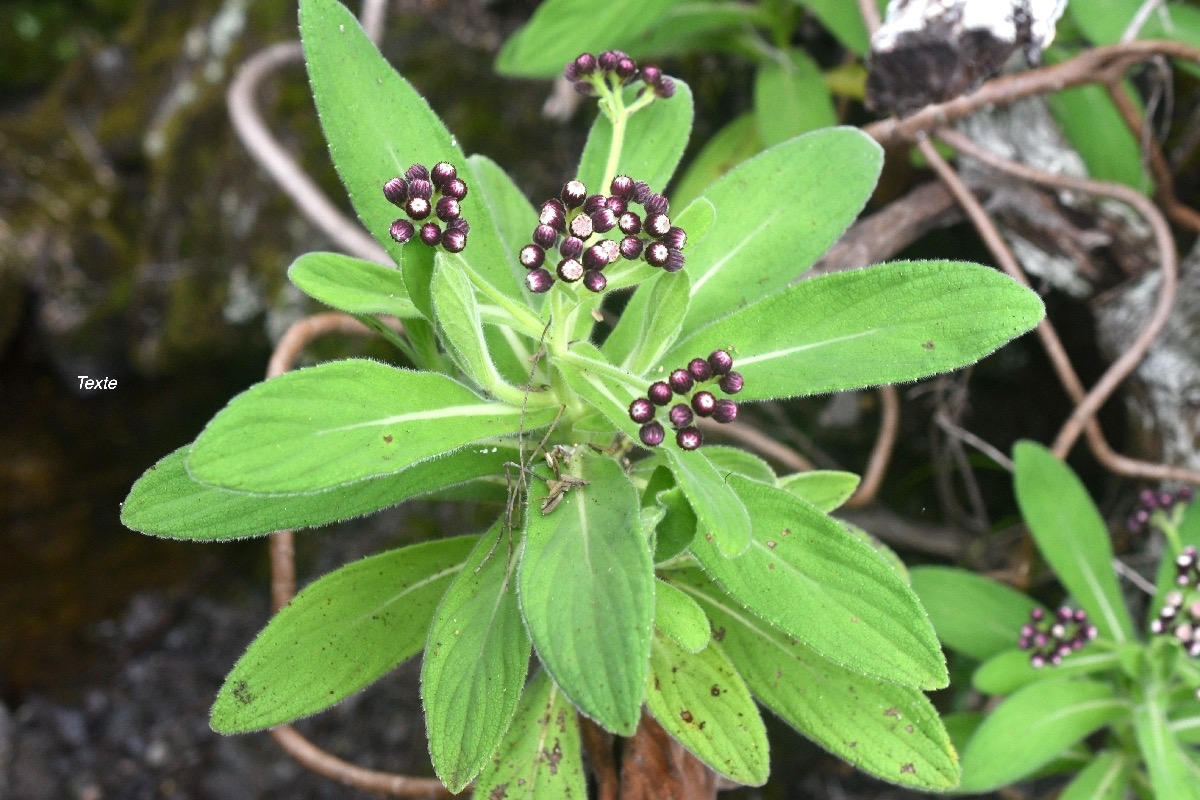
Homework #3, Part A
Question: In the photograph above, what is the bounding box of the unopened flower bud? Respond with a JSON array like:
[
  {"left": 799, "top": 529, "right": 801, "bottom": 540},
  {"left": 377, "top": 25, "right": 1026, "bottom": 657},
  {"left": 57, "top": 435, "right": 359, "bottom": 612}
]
[
  {"left": 419, "top": 222, "right": 442, "bottom": 247},
  {"left": 435, "top": 196, "right": 461, "bottom": 221},
  {"left": 559, "top": 236, "right": 584, "bottom": 260},
  {"left": 713, "top": 399, "right": 738, "bottom": 423},
  {"left": 408, "top": 178, "right": 434, "bottom": 200},
  {"left": 692, "top": 390, "right": 716, "bottom": 417},
  {"left": 676, "top": 426, "right": 703, "bottom": 450},
  {"left": 405, "top": 163, "right": 430, "bottom": 182},
  {"left": 569, "top": 213, "right": 595, "bottom": 240},
  {"left": 644, "top": 194, "right": 669, "bottom": 215},
  {"left": 644, "top": 212, "right": 671, "bottom": 238},
  {"left": 620, "top": 236, "right": 644, "bottom": 260},
  {"left": 557, "top": 258, "right": 584, "bottom": 282},
  {"left": 383, "top": 177, "right": 408, "bottom": 206},
  {"left": 610, "top": 175, "right": 634, "bottom": 198},
  {"left": 590, "top": 208, "right": 617, "bottom": 233},
  {"left": 526, "top": 268, "right": 553, "bottom": 293},
  {"left": 664, "top": 248, "right": 685, "bottom": 273},
  {"left": 520, "top": 244, "right": 545, "bottom": 269},
  {"left": 645, "top": 241, "right": 669, "bottom": 267},
  {"left": 443, "top": 177, "right": 468, "bottom": 200},
  {"left": 719, "top": 371, "right": 744, "bottom": 394},
  {"left": 629, "top": 397, "right": 654, "bottom": 423},
  {"left": 648, "top": 381, "right": 673, "bottom": 406},
  {"left": 389, "top": 218, "right": 415, "bottom": 243},
  {"left": 640, "top": 421, "right": 665, "bottom": 447},
  {"left": 540, "top": 199, "right": 567, "bottom": 231},
  {"left": 583, "top": 269, "right": 607, "bottom": 292},
  {"left": 663, "top": 226, "right": 687, "bottom": 250},
  {"left": 708, "top": 349, "right": 733, "bottom": 375},
  {"left": 687, "top": 358, "right": 713, "bottom": 382},
  {"left": 533, "top": 224, "right": 558, "bottom": 248},
  {"left": 668, "top": 403, "right": 693, "bottom": 427},
  {"left": 583, "top": 244, "right": 608, "bottom": 271},
  {"left": 562, "top": 180, "right": 588, "bottom": 208},
  {"left": 431, "top": 161, "right": 456, "bottom": 188},
  {"left": 668, "top": 369, "right": 693, "bottom": 395},
  {"left": 406, "top": 196, "right": 431, "bottom": 220},
  {"left": 443, "top": 229, "right": 467, "bottom": 253}
]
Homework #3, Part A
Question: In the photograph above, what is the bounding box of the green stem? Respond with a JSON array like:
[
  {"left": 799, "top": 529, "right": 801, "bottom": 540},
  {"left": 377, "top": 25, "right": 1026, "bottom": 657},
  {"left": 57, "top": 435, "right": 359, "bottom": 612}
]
[{"left": 356, "top": 314, "right": 420, "bottom": 365}]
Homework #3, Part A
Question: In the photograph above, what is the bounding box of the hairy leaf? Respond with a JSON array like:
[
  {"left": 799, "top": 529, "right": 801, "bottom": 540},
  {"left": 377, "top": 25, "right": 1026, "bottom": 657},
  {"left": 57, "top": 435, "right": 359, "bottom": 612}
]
[
  {"left": 754, "top": 47, "right": 836, "bottom": 147},
  {"left": 909, "top": 566, "right": 1042, "bottom": 661},
  {"left": 287, "top": 252, "right": 416, "bottom": 318}
]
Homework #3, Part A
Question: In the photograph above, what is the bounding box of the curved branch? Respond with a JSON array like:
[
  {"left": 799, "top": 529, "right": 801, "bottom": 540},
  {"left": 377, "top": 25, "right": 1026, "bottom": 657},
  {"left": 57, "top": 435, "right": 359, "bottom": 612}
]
[{"left": 845, "top": 385, "right": 899, "bottom": 508}]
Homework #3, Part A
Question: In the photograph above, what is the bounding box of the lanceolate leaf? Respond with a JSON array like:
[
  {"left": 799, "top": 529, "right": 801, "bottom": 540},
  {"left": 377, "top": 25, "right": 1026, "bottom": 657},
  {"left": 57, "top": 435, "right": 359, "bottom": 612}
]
[
  {"left": 518, "top": 451, "right": 653, "bottom": 735},
  {"left": 211, "top": 536, "right": 476, "bottom": 733},
  {"left": 645, "top": 633, "right": 770, "bottom": 786},
  {"left": 778, "top": 470, "right": 859, "bottom": 512},
  {"left": 701, "top": 446, "right": 776, "bottom": 485},
  {"left": 1013, "top": 441, "right": 1135, "bottom": 643},
  {"left": 690, "top": 476, "right": 947, "bottom": 689},
  {"left": 1059, "top": 750, "right": 1130, "bottom": 800},
  {"left": 1132, "top": 680, "right": 1200, "bottom": 800},
  {"left": 422, "top": 523, "right": 530, "bottom": 792},
  {"left": 663, "top": 446, "right": 752, "bottom": 557},
  {"left": 753, "top": 47, "right": 837, "bottom": 147},
  {"left": 431, "top": 252, "right": 505, "bottom": 394},
  {"left": 467, "top": 154, "right": 539, "bottom": 306},
  {"left": 654, "top": 577, "right": 711, "bottom": 653},
  {"left": 676, "top": 570, "right": 960, "bottom": 790},
  {"left": 671, "top": 113, "right": 762, "bottom": 211},
  {"left": 665, "top": 260, "right": 1045, "bottom": 401},
  {"left": 909, "top": 566, "right": 1042, "bottom": 661},
  {"left": 122, "top": 445, "right": 513, "bottom": 540},
  {"left": 187, "top": 360, "right": 557, "bottom": 494},
  {"left": 972, "top": 647, "right": 1121, "bottom": 696},
  {"left": 474, "top": 670, "right": 587, "bottom": 799},
  {"left": 287, "top": 252, "right": 417, "bottom": 318},
  {"left": 604, "top": 270, "right": 692, "bottom": 375},
  {"left": 679, "top": 127, "right": 881, "bottom": 334}
]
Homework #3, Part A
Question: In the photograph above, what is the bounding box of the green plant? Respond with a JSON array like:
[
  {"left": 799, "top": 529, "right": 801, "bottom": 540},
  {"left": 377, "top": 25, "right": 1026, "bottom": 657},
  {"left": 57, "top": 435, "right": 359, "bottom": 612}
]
[
  {"left": 121, "top": 0, "right": 1045, "bottom": 794},
  {"left": 912, "top": 441, "right": 1200, "bottom": 798}
]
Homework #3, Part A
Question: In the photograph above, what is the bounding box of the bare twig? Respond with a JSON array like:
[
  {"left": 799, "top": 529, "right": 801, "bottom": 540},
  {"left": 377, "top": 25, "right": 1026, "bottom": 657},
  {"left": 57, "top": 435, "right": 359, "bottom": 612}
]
[
  {"left": 1121, "top": 0, "right": 1168, "bottom": 42},
  {"left": 858, "top": 0, "right": 882, "bottom": 37},
  {"left": 580, "top": 718, "right": 619, "bottom": 800},
  {"left": 845, "top": 385, "right": 899, "bottom": 508}
]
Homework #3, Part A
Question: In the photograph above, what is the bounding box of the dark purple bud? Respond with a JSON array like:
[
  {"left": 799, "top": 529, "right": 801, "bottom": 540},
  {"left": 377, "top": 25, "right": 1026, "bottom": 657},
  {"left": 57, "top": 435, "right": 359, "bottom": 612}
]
[
  {"left": 655, "top": 76, "right": 676, "bottom": 98},
  {"left": 644, "top": 193, "right": 669, "bottom": 215},
  {"left": 406, "top": 196, "right": 432, "bottom": 220},
  {"left": 1159, "top": 490, "right": 1175, "bottom": 508},
  {"left": 605, "top": 196, "right": 628, "bottom": 215},
  {"left": 383, "top": 177, "right": 408, "bottom": 205},
  {"left": 712, "top": 399, "right": 738, "bottom": 423},
  {"left": 389, "top": 218, "right": 415, "bottom": 243},
  {"left": 663, "top": 226, "right": 687, "bottom": 250},
  {"left": 435, "top": 196, "right": 461, "bottom": 221},
  {"left": 668, "top": 369, "right": 694, "bottom": 395},
  {"left": 443, "top": 178, "right": 468, "bottom": 200},
  {"left": 573, "top": 53, "right": 597, "bottom": 75},
  {"left": 562, "top": 180, "right": 588, "bottom": 208},
  {"left": 526, "top": 268, "right": 553, "bottom": 293},
  {"left": 687, "top": 358, "right": 713, "bottom": 382},
  {"left": 1180, "top": 486, "right": 1195, "bottom": 503},
  {"left": 540, "top": 199, "right": 567, "bottom": 231},
  {"left": 431, "top": 161, "right": 456, "bottom": 188},
  {"left": 1031, "top": 608, "right": 1045, "bottom": 621},
  {"left": 629, "top": 397, "right": 654, "bottom": 424},
  {"left": 533, "top": 224, "right": 559, "bottom": 248},
  {"left": 1129, "top": 508, "right": 1151, "bottom": 532},
  {"left": 668, "top": 403, "right": 693, "bottom": 428},
  {"left": 620, "top": 236, "right": 644, "bottom": 260},
  {"left": 692, "top": 390, "right": 716, "bottom": 417},
  {"left": 598, "top": 50, "right": 619, "bottom": 71},
  {"left": 676, "top": 427, "right": 703, "bottom": 451},
  {"left": 719, "top": 371, "right": 744, "bottom": 394},
  {"left": 563, "top": 61, "right": 580, "bottom": 82},
  {"left": 443, "top": 229, "right": 467, "bottom": 253},
  {"left": 707, "top": 349, "right": 733, "bottom": 375},
  {"left": 419, "top": 222, "right": 442, "bottom": 247},
  {"left": 520, "top": 244, "right": 545, "bottom": 270},
  {"left": 405, "top": 163, "right": 430, "bottom": 182},
  {"left": 1139, "top": 488, "right": 1158, "bottom": 509},
  {"left": 615, "top": 56, "right": 637, "bottom": 80},
  {"left": 572, "top": 80, "right": 597, "bottom": 96},
  {"left": 640, "top": 65, "right": 662, "bottom": 86},
  {"left": 664, "top": 248, "right": 685, "bottom": 273},
  {"left": 591, "top": 208, "right": 617, "bottom": 233},
  {"left": 648, "top": 381, "right": 673, "bottom": 406},
  {"left": 557, "top": 258, "right": 584, "bottom": 283},
  {"left": 644, "top": 212, "right": 671, "bottom": 238},
  {"left": 1018, "top": 636, "right": 1031, "bottom": 650},
  {"left": 559, "top": 236, "right": 584, "bottom": 260},
  {"left": 1020, "top": 624, "right": 1036, "bottom": 639},
  {"left": 618, "top": 212, "right": 642, "bottom": 235},
  {"left": 631, "top": 181, "right": 652, "bottom": 204},
  {"left": 610, "top": 175, "right": 634, "bottom": 198},
  {"left": 599, "top": 239, "right": 620, "bottom": 264},
  {"left": 447, "top": 216, "right": 470, "bottom": 235},
  {"left": 409, "top": 179, "right": 434, "bottom": 200},
  {"left": 583, "top": 270, "right": 607, "bottom": 293},
  {"left": 569, "top": 213, "right": 594, "bottom": 240},
  {"left": 1057, "top": 606, "right": 1073, "bottom": 623},
  {"left": 583, "top": 194, "right": 607, "bottom": 214},
  {"left": 640, "top": 421, "right": 665, "bottom": 447},
  {"left": 1073, "top": 608, "right": 1088, "bottom": 623},
  {"left": 645, "top": 241, "right": 669, "bottom": 267},
  {"left": 1033, "top": 632, "right": 1049, "bottom": 648},
  {"left": 583, "top": 244, "right": 608, "bottom": 271}
]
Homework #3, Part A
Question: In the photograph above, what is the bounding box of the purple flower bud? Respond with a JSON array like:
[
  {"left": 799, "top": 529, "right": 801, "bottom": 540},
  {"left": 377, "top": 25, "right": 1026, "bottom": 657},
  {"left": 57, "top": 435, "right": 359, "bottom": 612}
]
[
  {"left": 406, "top": 196, "right": 432, "bottom": 220},
  {"left": 443, "top": 178, "right": 468, "bottom": 200},
  {"left": 1180, "top": 486, "right": 1195, "bottom": 503},
  {"left": 644, "top": 212, "right": 671, "bottom": 238},
  {"left": 645, "top": 241, "right": 669, "bottom": 267},
  {"left": 598, "top": 50, "right": 619, "bottom": 71},
  {"left": 1018, "top": 636, "right": 1031, "bottom": 650},
  {"left": 526, "top": 268, "right": 553, "bottom": 293},
  {"left": 583, "top": 269, "right": 607, "bottom": 293},
  {"left": 615, "top": 56, "right": 637, "bottom": 80},
  {"left": 583, "top": 194, "right": 607, "bottom": 214},
  {"left": 1139, "top": 488, "right": 1159, "bottom": 509},
  {"left": 405, "top": 163, "right": 430, "bottom": 182},
  {"left": 1020, "top": 624, "right": 1036, "bottom": 639},
  {"left": 408, "top": 178, "right": 434, "bottom": 200},
  {"left": 443, "top": 229, "right": 467, "bottom": 253},
  {"left": 605, "top": 196, "right": 628, "bottom": 216},
  {"left": 644, "top": 193, "right": 669, "bottom": 215},
  {"left": 664, "top": 248, "right": 685, "bottom": 273},
  {"left": 435, "top": 196, "right": 461, "bottom": 221},
  {"left": 1073, "top": 608, "right": 1088, "bottom": 623},
  {"left": 591, "top": 208, "right": 617, "bottom": 233},
  {"left": 692, "top": 390, "right": 716, "bottom": 417},
  {"left": 389, "top": 218, "right": 415, "bottom": 243},
  {"left": 559, "top": 236, "right": 584, "bottom": 260},
  {"left": 431, "top": 161, "right": 456, "bottom": 188},
  {"left": 676, "top": 426, "right": 703, "bottom": 451},
  {"left": 572, "top": 80, "right": 597, "bottom": 96},
  {"left": 1057, "top": 606, "right": 1074, "bottom": 623},
  {"left": 1033, "top": 632, "right": 1049, "bottom": 648},
  {"left": 447, "top": 217, "right": 470, "bottom": 234},
  {"left": 1129, "top": 508, "right": 1151, "bottom": 532},
  {"left": 569, "top": 213, "right": 594, "bottom": 240},
  {"left": 1151, "top": 618, "right": 1165, "bottom": 634},
  {"left": 631, "top": 181, "right": 652, "bottom": 204},
  {"left": 419, "top": 222, "right": 442, "bottom": 247},
  {"left": 583, "top": 244, "right": 608, "bottom": 271},
  {"left": 557, "top": 258, "right": 584, "bottom": 283},
  {"left": 383, "top": 177, "right": 408, "bottom": 206},
  {"left": 707, "top": 349, "right": 733, "bottom": 375},
  {"left": 712, "top": 399, "right": 738, "bottom": 423},
  {"left": 648, "top": 381, "right": 673, "bottom": 406},
  {"left": 540, "top": 199, "right": 567, "bottom": 231},
  {"left": 1030, "top": 653, "right": 1046, "bottom": 668},
  {"left": 599, "top": 238, "right": 620, "bottom": 264},
  {"left": 620, "top": 236, "right": 644, "bottom": 260},
  {"left": 520, "top": 244, "right": 545, "bottom": 269},
  {"left": 719, "top": 371, "right": 744, "bottom": 395},
  {"left": 1189, "top": 641, "right": 1200, "bottom": 658},
  {"left": 655, "top": 76, "right": 676, "bottom": 98},
  {"left": 533, "top": 224, "right": 559, "bottom": 248},
  {"left": 610, "top": 175, "right": 634, "bottom": 198},
  {"left": 668, "top": 369, "right": 694, "bottom": 395},
  {"left": 1190, "top": 601, "right": 1200, "bottom": 620},
  {"left": 562, "top": 180, "right": 588, "bottom": 208},
  {"left": 640, "top": 65, "right": 662, "bottom": 86},
  {"left": 629, "top": 397, "right": 654, "bottom": 423},
  {"left": 1031, "top": 608, "right": 1045, "bottom": 621},
  {"left": 687, "top": 358, "right": 713, "bottom": 382},
  {"left": 640, "top": 421, "right": 665, "bottom": 447},
  {"left": 668, "top": 403, "right": 693, "bottom": 427},
  {"left": 663, "top": 226, "right": 687, "bottom": 250},
  {"left": 618, "top": 212, "right": 642, "bottom": 235},
  {"left": 573, "top": 53, "right": 597, "bottom": 75}
]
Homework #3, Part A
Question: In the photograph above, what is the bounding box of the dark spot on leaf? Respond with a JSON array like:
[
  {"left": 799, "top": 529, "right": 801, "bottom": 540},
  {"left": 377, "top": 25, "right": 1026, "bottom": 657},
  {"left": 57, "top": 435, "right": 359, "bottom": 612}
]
[
  {"left": 710, "top": 685, "right": 721, "bottom": 697},
  {"left": 671, "top": 667, "right": 678, "bottom": 674},
  {"left": 383, "top": 434, "right": 393, "bottom": 443},
  {"left": 231, "top": 680, "right": 254, "bottom": 705},
  {"left": 884, "top": 707, "right": 900, "bottom": 717},
  {"left": 713, "top": 627, "right": 726, "bottom": 642},
  {"left": 768, "top": 563, "right": 775, "bottom": 570},
  {"left": 681, "top": 710, "right": 693, "bottom": 723},
  {"left": 850, "top": 615, "right": 858, "bottom": 623},
  {"left": 544, "top": 739, "right": 563, "bottom": 774},
  {"left": 489, "top": 784, "right": 508, "bottom": 800},
  {"left": 654, "top": 678, "right": 660, "bottom": 690},
  {"left": 905, "top": 724, "right": 914, "bottom": 733},
  {"left": 922, "top": 341, "right": 935, "bottom": 350},
  {"left": 705, "top": 533, "right": 713, "bottom": 541},
  {"left": 900, "top": 763, "right": 916, "bottom": 774},
  {"left": 848, "top": 741, "right": 858, "bottom": 748},
  {"left": 766, "top": 540, "right": 776, "bottom": 548},
  {"left": 780, "top": 528, "right": 791, "bottom": 537},
  {"left": 556, "top": 710, "right": 567, "bottom": 731},
  {"left": 699, "top": 721, "right": 706, "bottom": 730}
]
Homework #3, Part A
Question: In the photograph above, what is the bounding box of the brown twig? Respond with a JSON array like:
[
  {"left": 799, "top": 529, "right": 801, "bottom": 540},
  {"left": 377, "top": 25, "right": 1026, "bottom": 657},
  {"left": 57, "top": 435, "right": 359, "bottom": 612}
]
[
  {"left": 844, "top": 385, "right": 899, "bottom": 508},
  {"left": 580, "top": 717, "right": 619, "bottom": 800},
  {"left": 857, "top": 0, "right": 881, "bottom": 37}
]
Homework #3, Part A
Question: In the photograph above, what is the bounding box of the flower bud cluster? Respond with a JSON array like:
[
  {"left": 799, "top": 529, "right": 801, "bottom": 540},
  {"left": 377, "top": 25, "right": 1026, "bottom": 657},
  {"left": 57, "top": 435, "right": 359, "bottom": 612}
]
[
  {"left": 627, "top": 350, "right": 743, "bottom": 451},
  {"left": 563, "top": 50, "right": 675, "bottom": 99},
  {"left": 1126, "top": 485, "right": 1195, "bottom": 533},
  {"left": 383, "top": 162, "right": 470, "bottom": 253},
  {"left": 521, "top": 175, "right": 686, "bottom": 294},
  {"left": 1018, "top": 606, "right": 1098, "bottom": 669},
  {"left": 1150, "top": 578, "right": 1200, "bottom": 659}
]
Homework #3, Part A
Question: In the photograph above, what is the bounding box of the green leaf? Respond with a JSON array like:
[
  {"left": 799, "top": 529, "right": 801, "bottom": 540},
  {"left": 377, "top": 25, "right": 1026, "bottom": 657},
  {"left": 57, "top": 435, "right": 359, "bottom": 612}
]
[
  {"left": 300, "top": 0, "right": 519, "bottom": 300},
  {"left": 1059, "top": 750, "right": 1130, "bottom": 800},
  {"left": 1013, "top": 441, "right": 1135, "bottom": 643},
  {"left": 666, "top": 260, "right": 1045, "bottom": 401},
  {"left": 909, "top": 566, "right": 1042, "bottom": 661},
  {"left": 467, "top": 154, "right": 540, "bottom": 309},
  {"left": 625, "top": 4, "right": 761, "bottom": 58},
  {"left": 432, "top": 252, "right": 505, "bottom": 394},
  {"left": 794, "top": 0, "right": 872, "bottom": 54},
  {"left": 972, "top": 647, "right": 1122, "bottom": 695},
  {"left": 496, "top": 0, "right": 685, "bottom": 77},
  {"left": 701, "top": 445, "right": 776, "bottom": 485},
  {"left": 122, "top": 445, "right": 513, "bottom": 540},
  {"left": 474, "top": 670, "right": 587, "bottom": 800},
  {"left": 1151, "top": 498, "right": 1200, "bottom": 621},
  {"left": 578, "top": 80, "right": 693, "bottom": 197},
  {"left": 958, "top": 678, "right": 1126, "bottom": 792},
  {"left": 678, "top": 127, "right": 880, "bottom": 334},
  {"left": 187, "top": 359, "right": 556, "bottom": 494},
  {"left": 287, "top": 252, "right": 417, "bottom": 318},
  {"left": 654, "top": 577, "right": 711, "bottom": 652},
  {"left": 645, "top": 633, "right": 770, "bottom": 786},
  {"left": 753, "top": 48, "right": 836, "bottom": 147},
  {"left": 670, "top": 113, "right": 762, "bottom": 211},
  {"left": 690, "top": 477, "right": 947, "bottom": 689},
  {"left": 778, "top": 470, "right": 859, "bottom": 512},
  {"left": 422, "top": 523, "right": 530, "bottom": 792},
  {"left": 676, "top": 570, "right": 960, "bottom": 791},
  {"left": 1133, "top": 679, "right": 1200, "bottom": 800},
  {"left": 663, "top": 446, "right": 752, "bottom": 557},
  {"left": 518, "top": 451, "right": 653, "bottom": 735},
  {"left": 211, "top": 536, "right": 476, "bottom": 732},
  {"left": 602, "top": 270, "right": 692, "bottom": 375},
  {"left": 652, "top": 486, "right": 698, "bottom": 564}
]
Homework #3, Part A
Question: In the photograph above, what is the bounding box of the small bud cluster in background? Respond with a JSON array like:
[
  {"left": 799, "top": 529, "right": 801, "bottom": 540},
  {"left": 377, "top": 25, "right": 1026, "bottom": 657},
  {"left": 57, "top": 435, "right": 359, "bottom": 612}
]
[
  {"left": 1018, "top": 606, "right": 1098, "bottom": 668},
  {"left": 564, "top": 50, "right": 675, "bottom": 100},
  {"left": 628, "top": 350, "right": 743, "bottom": 451},
  {"left": 1150, "top": 582, "right": 1200, "bottom": 659},
  {"left": 383, "top": 162, "right": 470, "bottom": 253},
  {"left": 521, "top": 175, "right": 686, "bottom": 294},
  {"left": 1126, "top": 485, "right": 1195, "bottom": 533}
]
